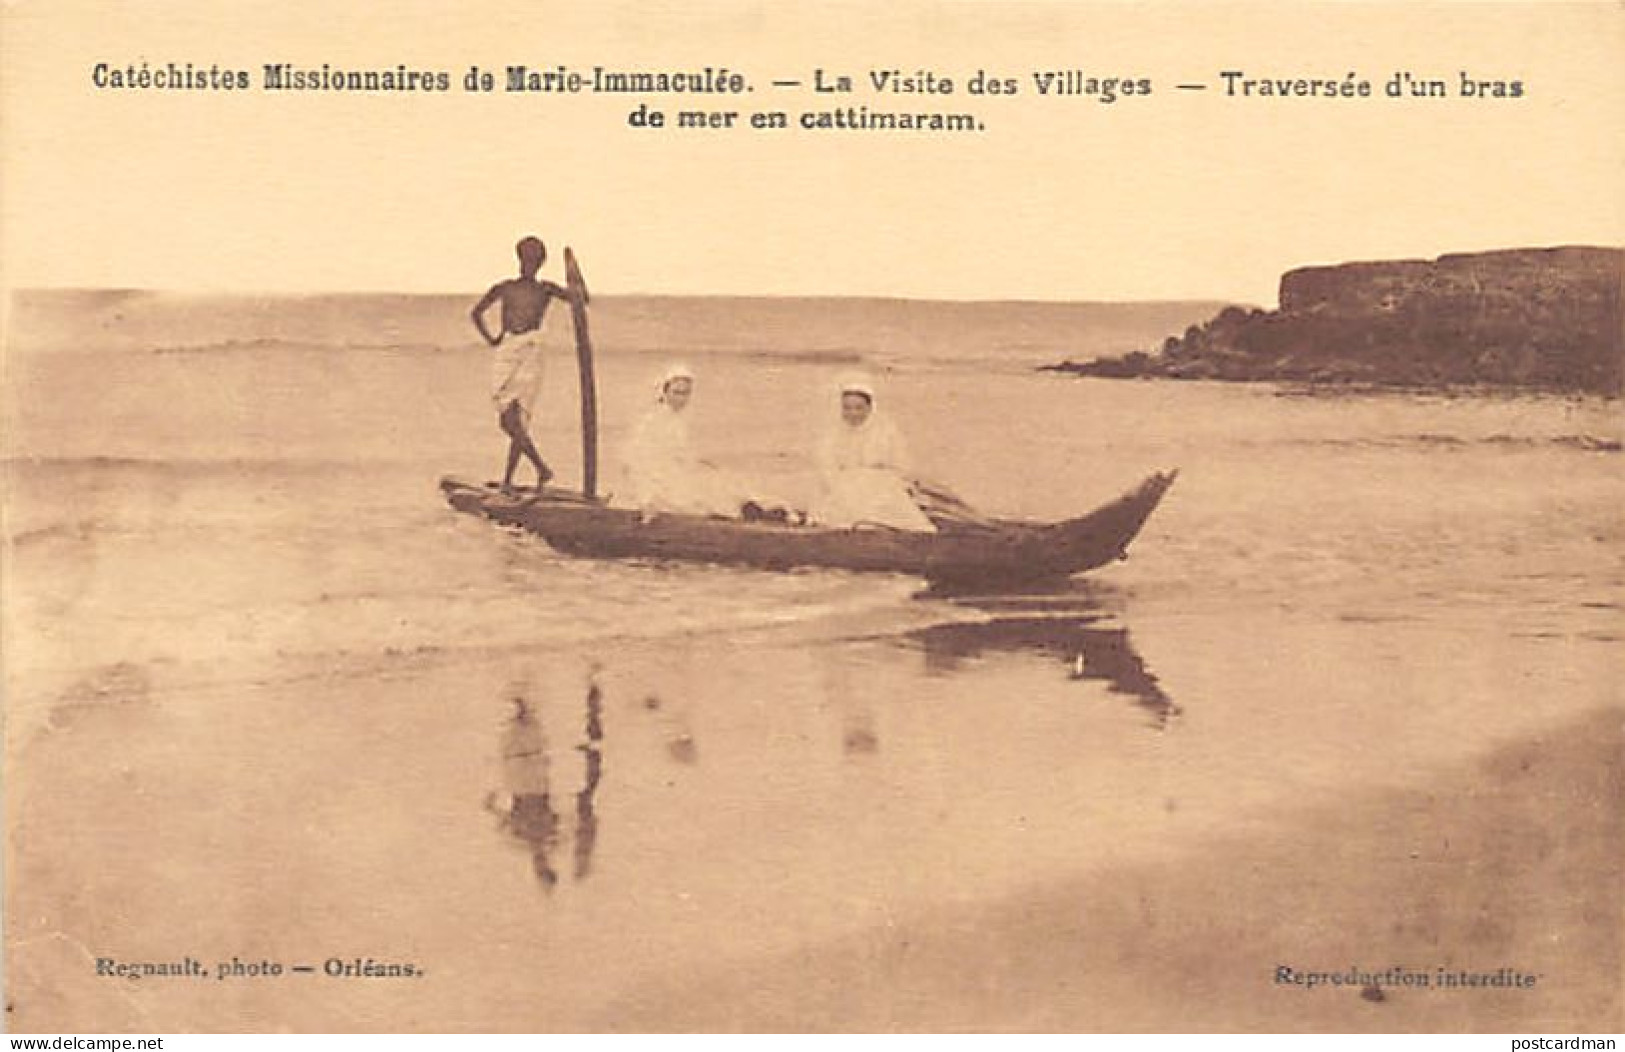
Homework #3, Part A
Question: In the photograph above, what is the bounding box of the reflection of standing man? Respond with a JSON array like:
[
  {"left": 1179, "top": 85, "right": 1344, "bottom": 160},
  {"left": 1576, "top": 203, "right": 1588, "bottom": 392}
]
[
  {"left": 488, "top": 679, "right": 605, "bottom": 890},
  {"left": 471, "top": 236, "right": 573, "bottom": 495},
  {"left": 493, "top": 689, "right": 561, "bottom": 889},
  {"left": 573, "top": 680, "right": 604, "bottom": 881}
]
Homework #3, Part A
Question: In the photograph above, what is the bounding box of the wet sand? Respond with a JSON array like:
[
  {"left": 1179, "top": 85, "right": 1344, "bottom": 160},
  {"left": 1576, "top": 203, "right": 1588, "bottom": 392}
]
[
  {"left": 598, "top": 706, "right": 1622, "bottom": 1032},
  {"left": 5, "top": 611, "right": 1619, "bottom": 1033}
]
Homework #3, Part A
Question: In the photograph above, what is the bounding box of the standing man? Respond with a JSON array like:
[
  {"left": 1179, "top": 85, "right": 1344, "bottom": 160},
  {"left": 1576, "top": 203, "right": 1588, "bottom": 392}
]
[{"left": 471, "top": 235, "right": 574, "bottom": 494}]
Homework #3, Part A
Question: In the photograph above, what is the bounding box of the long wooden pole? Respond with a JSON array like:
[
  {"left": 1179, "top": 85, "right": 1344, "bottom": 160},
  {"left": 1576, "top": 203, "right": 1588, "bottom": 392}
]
[{"left": 564, "top": 247, "right": 598, "bottom": 500}]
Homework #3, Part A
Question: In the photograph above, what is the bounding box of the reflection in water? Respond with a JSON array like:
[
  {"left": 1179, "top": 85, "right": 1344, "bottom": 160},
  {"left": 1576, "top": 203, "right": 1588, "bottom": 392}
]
[
  {"left": 666, "top": 732, "right": 699, "bottom": 764},
  {"left": 574, "top": 681, "right": 603, "bottom": 881},
  {"left": 643, "top": 692, "right": 700, "bottom": 764},
  {"left": 906, "top": 614, "right": 1180, "bottom": 728},
  {"left": 488, "top": 677, "right": 604, "bottom": 891},
  {"left": 842, "top": 719, "right": 879, "bottom": 755},
  {"left": 815, "top": 641, "right": 884, "bottom": 758}
]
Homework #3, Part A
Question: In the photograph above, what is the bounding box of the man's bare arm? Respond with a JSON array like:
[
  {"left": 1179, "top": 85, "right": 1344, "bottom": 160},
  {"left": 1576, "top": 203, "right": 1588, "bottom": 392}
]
[
  {"left": 545, "top": 279, "right": 581, "bottom": 307},
  {"left": 471, "top": 283, "right": 505, "bottom": 345}
]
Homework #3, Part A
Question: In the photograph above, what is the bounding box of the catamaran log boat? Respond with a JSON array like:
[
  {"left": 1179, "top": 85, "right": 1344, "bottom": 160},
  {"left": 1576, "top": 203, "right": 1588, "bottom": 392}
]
[
  {"left": 440, "top": 471, "right": 1176, "bottom": 586},
  {"left": 446, "top": 248, "right": 1176, "bottom": 586}
]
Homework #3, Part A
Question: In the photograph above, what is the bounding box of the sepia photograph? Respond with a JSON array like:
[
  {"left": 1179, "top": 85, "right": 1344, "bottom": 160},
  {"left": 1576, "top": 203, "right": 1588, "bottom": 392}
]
[{"left": 3, "top": 0, "right": 1620, "bottom": 1035}]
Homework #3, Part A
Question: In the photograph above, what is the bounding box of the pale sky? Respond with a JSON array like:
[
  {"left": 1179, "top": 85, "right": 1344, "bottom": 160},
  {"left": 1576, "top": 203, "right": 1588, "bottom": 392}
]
[{"left": 3, "top": 0, "right": 1621, "bottom": 304}]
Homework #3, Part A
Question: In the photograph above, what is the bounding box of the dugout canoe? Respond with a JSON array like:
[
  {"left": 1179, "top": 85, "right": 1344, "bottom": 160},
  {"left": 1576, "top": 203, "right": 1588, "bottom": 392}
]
[{"left": 440, "top": 470, "right": 1176, "bottom": 586}]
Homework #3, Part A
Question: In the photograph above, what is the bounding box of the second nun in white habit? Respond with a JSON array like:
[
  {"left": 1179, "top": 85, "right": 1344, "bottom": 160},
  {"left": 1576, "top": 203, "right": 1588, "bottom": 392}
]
[{"left": 810, "top": 374, "right": 935, "bottom": 532}]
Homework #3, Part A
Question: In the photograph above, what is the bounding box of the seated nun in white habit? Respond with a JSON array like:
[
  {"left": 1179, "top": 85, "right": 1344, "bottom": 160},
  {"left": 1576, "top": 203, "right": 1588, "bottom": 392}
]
[
  {"left": 809, "top": 373, "right": 936, "bottom": 532},
  {"left": 617, "top": 363, "right": 745, "bottom": 518}
]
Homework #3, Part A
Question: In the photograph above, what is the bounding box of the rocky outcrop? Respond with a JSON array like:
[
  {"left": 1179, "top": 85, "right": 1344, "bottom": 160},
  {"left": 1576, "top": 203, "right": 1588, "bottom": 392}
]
[{"left": 1046, "top": 247, "right": 1623, "bottom": 394}]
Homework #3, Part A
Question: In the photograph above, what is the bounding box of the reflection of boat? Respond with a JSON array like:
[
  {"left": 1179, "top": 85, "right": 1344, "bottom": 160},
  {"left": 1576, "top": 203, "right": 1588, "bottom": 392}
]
[
  {"left": 440, "top": 471, "right": 1176, "bottom": 586},
  {"left": 906, "top": 615, "right": 1179, "bottom": 727}
]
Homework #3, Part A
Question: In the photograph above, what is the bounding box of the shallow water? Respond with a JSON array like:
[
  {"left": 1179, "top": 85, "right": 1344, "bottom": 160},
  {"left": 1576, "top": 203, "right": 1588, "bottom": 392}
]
[{"left": 4, "top": 294, "right": 1619, "bottom": 1030}]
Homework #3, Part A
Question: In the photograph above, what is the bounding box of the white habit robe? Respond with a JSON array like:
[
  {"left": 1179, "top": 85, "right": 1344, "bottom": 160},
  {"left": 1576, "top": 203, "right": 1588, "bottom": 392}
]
[
  {"left": 811, "top": 411, "right": 936, "bottom": 532},
  {"left": 618, "top": 398, "right": 742, "bottom": 518}
]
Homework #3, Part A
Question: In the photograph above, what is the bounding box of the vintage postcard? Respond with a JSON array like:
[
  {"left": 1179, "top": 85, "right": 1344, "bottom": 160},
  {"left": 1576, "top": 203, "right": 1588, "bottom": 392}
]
[{"left": 3, "top": 0, "right": 1620, "bottom": 1034}]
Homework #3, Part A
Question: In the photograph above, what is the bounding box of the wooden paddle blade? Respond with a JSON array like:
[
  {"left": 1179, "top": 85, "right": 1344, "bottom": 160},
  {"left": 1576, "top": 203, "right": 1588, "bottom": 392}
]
[
  {"left": 565, "top": 248, "right": 590, "bottom": 305},
  {"left": 563, "top": 247, "right": 599, "bottom": 500}
]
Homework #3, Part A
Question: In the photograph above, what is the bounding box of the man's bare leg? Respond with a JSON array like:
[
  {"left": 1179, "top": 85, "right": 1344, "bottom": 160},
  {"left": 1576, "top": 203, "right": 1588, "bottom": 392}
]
[{"left": 500, "top": 401, "right": 553, "bottom": 492}]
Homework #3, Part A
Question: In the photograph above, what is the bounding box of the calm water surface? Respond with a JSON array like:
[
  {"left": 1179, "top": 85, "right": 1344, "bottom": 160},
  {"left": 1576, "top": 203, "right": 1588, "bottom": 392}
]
[{"left": 4, "top": 294, "right": 1618, "bottom": 1029}]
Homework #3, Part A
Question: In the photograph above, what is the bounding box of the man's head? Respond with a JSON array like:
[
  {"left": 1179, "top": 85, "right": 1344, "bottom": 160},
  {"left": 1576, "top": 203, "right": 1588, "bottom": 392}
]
[{"left": 516, "top": 236, "right": 546, "bottom": 275}]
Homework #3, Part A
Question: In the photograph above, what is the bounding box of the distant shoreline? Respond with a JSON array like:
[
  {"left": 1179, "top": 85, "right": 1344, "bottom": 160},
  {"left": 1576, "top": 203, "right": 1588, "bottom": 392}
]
[{"left": 1044, "top": 246, "right": 1623, "bottom": 397}]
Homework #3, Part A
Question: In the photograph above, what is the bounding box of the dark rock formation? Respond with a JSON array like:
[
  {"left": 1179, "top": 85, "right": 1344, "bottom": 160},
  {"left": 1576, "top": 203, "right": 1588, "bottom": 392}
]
[{"left": 1045, "top": 247, "right": 1623, "bottom": 395}]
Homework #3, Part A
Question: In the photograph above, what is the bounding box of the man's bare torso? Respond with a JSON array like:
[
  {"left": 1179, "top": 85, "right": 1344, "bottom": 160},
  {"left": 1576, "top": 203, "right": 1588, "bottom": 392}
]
[{"left": 495, "top": 278, "right": 562, "bottom": 335}]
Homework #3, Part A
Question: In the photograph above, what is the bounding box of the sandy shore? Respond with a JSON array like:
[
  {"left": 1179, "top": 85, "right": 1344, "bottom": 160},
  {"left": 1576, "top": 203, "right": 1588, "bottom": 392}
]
[
  {"left": 5, "top": 661, "right": 1618, "bottom": 1033},
  {"left": 598, "top": 706, "right": 1623, "bottom": 1032}
]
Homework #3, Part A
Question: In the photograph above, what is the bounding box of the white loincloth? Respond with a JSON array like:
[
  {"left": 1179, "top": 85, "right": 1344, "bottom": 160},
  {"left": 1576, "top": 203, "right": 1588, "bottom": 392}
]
[{"left": 492, "top": 333, "right": 545, "bottom": 425}]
